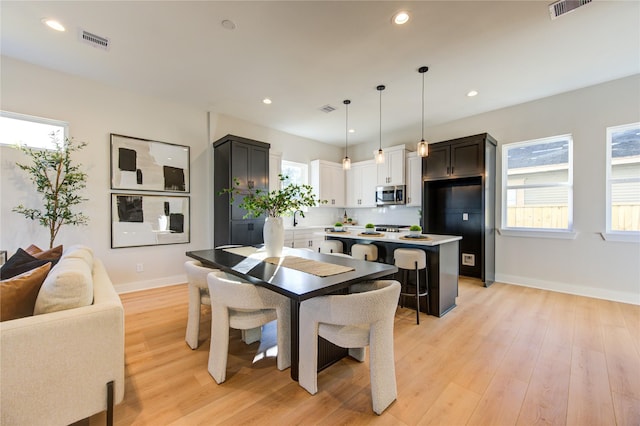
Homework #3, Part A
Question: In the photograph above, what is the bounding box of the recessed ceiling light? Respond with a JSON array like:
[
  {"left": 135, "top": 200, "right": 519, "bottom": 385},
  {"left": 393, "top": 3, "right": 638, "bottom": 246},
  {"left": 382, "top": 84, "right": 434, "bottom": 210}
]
[
  {"left": 393, "top": 11, "right": 410, "bottom": 25},
  {"left": 42, "top": 18, "right": 65, "bottom": 32},
  {"left": 467, "top": 90, "right": 479, "bottom": 97},
  {"left": 348, "top": 129, "right": 355, "bottom": 134},
  {"left": 221, "top": 19, "right": 236, "bottom": 30},
  {"left": 262, "top": 98, "right": 272, "bottom": 105}
]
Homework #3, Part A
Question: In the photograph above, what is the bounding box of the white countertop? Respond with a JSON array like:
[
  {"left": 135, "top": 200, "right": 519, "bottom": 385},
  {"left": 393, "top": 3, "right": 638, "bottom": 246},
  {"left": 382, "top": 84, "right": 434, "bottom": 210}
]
[{"left": 314, "top": 230, "right": 462, "bottom": 246}]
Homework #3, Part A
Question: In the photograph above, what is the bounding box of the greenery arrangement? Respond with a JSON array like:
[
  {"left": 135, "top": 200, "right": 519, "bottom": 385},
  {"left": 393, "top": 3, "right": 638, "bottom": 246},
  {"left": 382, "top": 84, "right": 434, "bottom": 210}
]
[
  {"left": 365, "top": 223, "right": 375, "bottom": 229},
  {"left": 13, "top": 133, "right": 89, "bottom": 248},
  {"left": 220, "top": 174, "right": 326, "bottom": 218},
  {"left": 409, "top": 225, "right": 422, "bottom": 231},
  {"left": 334, "top": 222, "right": 343, "bottom": 227}
]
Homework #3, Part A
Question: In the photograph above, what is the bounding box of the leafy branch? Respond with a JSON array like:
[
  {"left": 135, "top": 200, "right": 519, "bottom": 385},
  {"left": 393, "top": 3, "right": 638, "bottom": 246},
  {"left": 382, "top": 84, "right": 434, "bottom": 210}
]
[
  {"left": 220, "top": 174, "right": 327, "bottom": 219},
  {"left": 13, "top": 132, "right": 89, "bottom": 248}
]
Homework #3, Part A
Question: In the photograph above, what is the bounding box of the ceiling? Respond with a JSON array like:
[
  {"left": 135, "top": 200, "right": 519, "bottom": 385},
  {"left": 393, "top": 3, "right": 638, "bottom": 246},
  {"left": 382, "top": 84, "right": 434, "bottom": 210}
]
[{"left": 1, "top": 1, "right": 638, "bottom": 147}]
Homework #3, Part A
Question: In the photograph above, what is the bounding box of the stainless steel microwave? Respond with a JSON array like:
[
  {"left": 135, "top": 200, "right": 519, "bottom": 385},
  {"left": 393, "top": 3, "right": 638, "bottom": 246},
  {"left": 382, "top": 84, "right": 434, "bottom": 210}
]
[{"left": 375, "top": 185, "right": 406, "bottom": 206}]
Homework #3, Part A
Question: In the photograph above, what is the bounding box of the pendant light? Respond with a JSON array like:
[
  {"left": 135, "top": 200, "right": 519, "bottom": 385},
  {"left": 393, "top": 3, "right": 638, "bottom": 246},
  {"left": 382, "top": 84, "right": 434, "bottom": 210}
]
[
  {"left": 375, "top": 84, "right": 386, "bottom": 164},
  {"left": 342, "top": 99, "right": 351, "bottom": 170},
  {"left": 417, "top": 66, "right": 429, "bottom": 157}
]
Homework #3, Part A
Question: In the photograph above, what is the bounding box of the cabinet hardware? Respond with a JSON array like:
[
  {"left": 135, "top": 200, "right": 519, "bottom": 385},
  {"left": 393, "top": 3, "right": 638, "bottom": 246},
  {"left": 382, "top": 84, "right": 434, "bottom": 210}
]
[{"left": 451, "top": 166, "right": 455, "bottom": 174}]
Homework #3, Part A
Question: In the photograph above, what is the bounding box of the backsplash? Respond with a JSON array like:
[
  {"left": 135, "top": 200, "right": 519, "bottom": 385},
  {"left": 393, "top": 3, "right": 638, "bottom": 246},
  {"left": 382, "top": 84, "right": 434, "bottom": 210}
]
[{"left": 286, "top": 206, "right": 422, "bottom": 227}]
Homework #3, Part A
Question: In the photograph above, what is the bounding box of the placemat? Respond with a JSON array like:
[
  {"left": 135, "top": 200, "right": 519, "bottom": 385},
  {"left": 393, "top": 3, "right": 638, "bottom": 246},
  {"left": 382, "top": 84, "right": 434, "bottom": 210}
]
[
  {"left": 399, "top": 235, "right": 431, "bottom": 241},
  {"left": 358, "top": 232, "right": 384, "bottom": 237},
  {"left": 326, "top": 230, "right": 350, "bottom": 234},
  {"left": 223, "top": 246, "right": 259, "bottom": 257},
  {"left": 263, "top": 256, "right": 355, "bottom": 277}
]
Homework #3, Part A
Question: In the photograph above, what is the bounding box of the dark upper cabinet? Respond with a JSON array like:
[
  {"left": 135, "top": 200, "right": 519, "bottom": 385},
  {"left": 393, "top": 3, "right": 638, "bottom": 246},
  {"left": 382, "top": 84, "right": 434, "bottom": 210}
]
[
  {"left": 422, "top": 133, "right": 497, "bottom": 287},
  {"left": 425, "top": 135, "right": 486, "bottom": 180},
  {"left": 213, "top": 134, "right": 270, "bottom": 247}
]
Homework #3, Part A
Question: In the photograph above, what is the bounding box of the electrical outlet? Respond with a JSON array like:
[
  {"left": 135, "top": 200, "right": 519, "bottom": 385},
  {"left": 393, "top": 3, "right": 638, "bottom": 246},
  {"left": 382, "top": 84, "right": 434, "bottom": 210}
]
[{"left": 136, "top": 263, "right": 144, "bottom": 273}]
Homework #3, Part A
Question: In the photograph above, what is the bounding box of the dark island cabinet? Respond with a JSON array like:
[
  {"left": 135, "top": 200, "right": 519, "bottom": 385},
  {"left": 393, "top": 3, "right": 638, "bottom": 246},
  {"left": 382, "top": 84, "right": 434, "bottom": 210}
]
[
  {"left": 422, "top": 133, "right": 496, "bottom": 286},
  {"left": 213, "top": 134, "right": 270, "bottom": 247}
]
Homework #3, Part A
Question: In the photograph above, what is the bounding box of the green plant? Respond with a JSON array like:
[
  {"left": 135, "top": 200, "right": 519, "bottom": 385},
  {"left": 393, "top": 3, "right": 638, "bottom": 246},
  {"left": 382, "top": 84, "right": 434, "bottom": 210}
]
[
  {"left": 13, "top": 133, "right": 89, "bottom": 248},
  {"left": 220, "top": 174, "right": 326, "bottom": 218},
  {"left": 334, "top": 222, "right": 343, "bottom": 227},
  {"left": 365, "top": 223, "right": 375, "bottom": 229},
  {"left": 409, "top": 225, "right": 422, "bottom": 231}
]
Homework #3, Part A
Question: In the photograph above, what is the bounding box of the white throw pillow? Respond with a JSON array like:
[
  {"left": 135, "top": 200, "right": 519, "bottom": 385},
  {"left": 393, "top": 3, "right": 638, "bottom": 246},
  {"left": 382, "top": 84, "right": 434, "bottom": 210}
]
[
  {"left": 62, "top": 245, "right": 94, "bottom": 269},
  {"left": 34, "top": 257, "right": 93, "bottom": 315}
]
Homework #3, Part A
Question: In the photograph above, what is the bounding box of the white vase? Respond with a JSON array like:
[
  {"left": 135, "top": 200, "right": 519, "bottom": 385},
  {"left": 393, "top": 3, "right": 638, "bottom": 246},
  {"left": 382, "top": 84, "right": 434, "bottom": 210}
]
[
  {"left": 263, "top": 216, "right": 284, "bottom": 257},
  {"left": 158, "top": 215, "right": 168, "bottom": 231}
]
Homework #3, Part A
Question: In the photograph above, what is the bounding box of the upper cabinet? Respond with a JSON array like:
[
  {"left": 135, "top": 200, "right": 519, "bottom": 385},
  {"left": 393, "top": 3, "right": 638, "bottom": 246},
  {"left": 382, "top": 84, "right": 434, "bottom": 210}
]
[
  {"left": 424, "top": 137, "right": 487, "bottom": 180},
  {"left": 377, "top": 146, "right": 406, "bottom": 185},
  {"left": 346, "top": 160, "right": 377, "bottom": 208},
  {"left": 405, "top": 152, "right": 422, "bottom": 206},
  {"left": 310, "top": 160, "right": 345, "bottom": 207},
  {"left": 269, "top": 151, "right": 282, "bottom": 192}
]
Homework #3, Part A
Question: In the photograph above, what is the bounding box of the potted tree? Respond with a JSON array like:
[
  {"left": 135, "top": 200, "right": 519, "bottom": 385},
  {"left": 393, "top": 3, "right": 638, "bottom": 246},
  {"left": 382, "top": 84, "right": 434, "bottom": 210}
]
[
  {"left": 13, "top": 133, "right": 89, "bottom": 248},
  {"left": 221, "top": 174, "right": 326, "bottom": 257}
]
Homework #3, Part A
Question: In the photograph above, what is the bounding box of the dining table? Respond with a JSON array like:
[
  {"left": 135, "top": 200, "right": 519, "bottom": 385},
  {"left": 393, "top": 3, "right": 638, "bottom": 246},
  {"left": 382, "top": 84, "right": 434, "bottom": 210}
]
[{"left": 186, "top": 246, "right": 397, "bottom": 380}]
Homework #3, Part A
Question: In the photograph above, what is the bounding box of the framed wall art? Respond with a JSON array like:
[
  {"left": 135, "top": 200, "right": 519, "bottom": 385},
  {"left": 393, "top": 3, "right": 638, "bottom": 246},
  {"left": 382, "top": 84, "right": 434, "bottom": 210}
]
[
  {"left": 111, "top": 193, "right": 190, "bottom": 248},
  {"left": 110, "top": 134, "right": 190, "bottom": 192}
]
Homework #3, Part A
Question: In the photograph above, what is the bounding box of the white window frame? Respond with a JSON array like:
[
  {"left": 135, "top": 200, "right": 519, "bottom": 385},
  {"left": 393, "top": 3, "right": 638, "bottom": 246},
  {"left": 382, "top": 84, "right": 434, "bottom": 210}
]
[
  {"left": 604, "top": 122, "right": 640, "bottom": 242},
  {"left": 0, "top": 111, "right": 68, "bottom": 150},
  {"left": 500, "top": 134, "right": 576, "bottom": 239},
  {"left": 281, "top": 160, "right": 310, "bottom": 212}
]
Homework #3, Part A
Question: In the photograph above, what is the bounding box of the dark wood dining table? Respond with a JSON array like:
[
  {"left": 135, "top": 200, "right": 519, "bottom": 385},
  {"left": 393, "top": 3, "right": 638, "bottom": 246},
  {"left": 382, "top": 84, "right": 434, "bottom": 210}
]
[{"left": 186, "top": 247, "right": 397, "bottom": 380}]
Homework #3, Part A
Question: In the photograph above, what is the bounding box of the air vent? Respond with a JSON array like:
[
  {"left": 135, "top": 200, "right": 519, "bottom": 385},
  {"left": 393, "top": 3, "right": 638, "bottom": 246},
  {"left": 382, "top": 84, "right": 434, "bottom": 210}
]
[
  {"left": 79, "top": 29, "right": 110, "bottom": 50},
  {"left": 549, "top": 0, "right": 592, "bottom": 19},
  {"left": 319, "top": 104, "right": 336, "bottom": 113}
]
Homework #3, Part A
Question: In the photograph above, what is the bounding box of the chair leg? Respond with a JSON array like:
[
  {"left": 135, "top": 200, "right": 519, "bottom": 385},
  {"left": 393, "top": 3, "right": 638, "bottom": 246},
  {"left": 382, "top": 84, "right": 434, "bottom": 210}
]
[
  {"left": 369, "top": 325, "right": 397, "bottom": 415},
  {"left": 106, "top": 380, "right": 114, "bottom": 426},
  {"left": 208, "top": 307, "right": 230, "bottom": 384},
  {"left": 415, "top": 261, "right": 420, "bottom": 325},
  {"left": 186, "top": 288, "right": 202, "bottom": 349}
]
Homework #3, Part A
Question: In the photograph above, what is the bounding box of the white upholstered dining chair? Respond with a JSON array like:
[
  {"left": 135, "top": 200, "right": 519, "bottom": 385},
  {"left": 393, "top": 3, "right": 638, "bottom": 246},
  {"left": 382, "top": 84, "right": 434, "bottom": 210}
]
[
  {"left": 206, "top": 271, "right": 291, "bottom": 384},
  {"left": 298, "top": 280, "right": 401, "bottom": 415},
  {"left": 184, "top": 260, "right": 219, "bottom": 349}
]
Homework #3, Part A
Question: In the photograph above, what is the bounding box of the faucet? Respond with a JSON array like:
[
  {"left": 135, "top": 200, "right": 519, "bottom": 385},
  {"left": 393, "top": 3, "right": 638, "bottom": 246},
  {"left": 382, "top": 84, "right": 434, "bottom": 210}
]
[{"left": 293, "top": 210, "right": 304, "bottom": 227}]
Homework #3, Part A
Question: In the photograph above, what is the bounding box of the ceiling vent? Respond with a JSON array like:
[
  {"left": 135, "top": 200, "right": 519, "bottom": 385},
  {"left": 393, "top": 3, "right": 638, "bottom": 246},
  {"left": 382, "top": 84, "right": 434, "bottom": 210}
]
[
  {"left": 79, "top": 29, "right": 110, "bottom": 51},
  {"left": 319, "top": 104, "right": 337, "bottom": 113},
  {"left": 549, "top": 0, "right": 592, "bottom": 19}
]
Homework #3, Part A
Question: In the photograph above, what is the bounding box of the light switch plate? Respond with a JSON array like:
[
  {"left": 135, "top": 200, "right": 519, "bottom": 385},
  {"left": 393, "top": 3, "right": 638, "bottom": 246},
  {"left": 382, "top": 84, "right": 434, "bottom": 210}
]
[{"left": 463, "top": 213, "right": 469, "bottom": 221}]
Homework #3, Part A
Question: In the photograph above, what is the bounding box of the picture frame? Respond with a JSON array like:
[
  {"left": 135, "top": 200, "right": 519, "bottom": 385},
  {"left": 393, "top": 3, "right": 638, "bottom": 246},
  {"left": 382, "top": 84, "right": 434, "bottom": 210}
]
[
  {"left": 111, "top": 193, "right": 190, "bottom": 248},
  {"left": 110, "top": 133, "right": 190, "bottom": 193}
]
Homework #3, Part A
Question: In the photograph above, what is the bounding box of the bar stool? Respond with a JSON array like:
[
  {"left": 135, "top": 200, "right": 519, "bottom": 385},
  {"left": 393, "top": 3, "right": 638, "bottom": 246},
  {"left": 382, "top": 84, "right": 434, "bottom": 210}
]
[
  {"left": 319, "top": 240, "right": 343, "bottom": 254},
  {"left": 393, "top": 248, "right": 429, "bottom": 324},
  {"left": 351, "top": 244, "right": 378, "bottom": 262}
]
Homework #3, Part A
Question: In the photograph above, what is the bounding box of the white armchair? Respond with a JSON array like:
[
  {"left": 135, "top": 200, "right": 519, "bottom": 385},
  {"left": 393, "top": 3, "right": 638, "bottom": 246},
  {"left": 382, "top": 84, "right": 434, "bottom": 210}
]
[
  {"left": 299, "top": 280, "right": 401, "bottom": 415},
  {"left": 184, "top": 260, "right": 219, "bottom": 349},
  {"left": 206, "top": 271, "right": 291, "bottom": 384}
]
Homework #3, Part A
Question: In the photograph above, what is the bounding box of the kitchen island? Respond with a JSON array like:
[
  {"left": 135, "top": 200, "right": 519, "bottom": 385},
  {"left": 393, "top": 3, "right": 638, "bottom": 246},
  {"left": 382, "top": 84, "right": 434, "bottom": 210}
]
[{"left": 317, "top": 230, "right": 462, "bottom": 317}]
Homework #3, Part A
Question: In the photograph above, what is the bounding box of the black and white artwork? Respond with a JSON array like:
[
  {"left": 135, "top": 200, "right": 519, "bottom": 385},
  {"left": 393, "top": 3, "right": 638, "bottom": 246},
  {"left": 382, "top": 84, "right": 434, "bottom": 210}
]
[
  {"left": 110, "top": 134, "right": 190, "bottom": 192},
  {"left": 111, "top": 194, "right": 190, "bottom": 248}
]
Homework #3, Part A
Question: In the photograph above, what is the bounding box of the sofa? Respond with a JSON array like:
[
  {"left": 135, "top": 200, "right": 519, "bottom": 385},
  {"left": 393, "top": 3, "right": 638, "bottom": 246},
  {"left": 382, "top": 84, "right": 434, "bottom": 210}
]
[{"left": 0, "top": 246, "right": 125, "bottom": 426}]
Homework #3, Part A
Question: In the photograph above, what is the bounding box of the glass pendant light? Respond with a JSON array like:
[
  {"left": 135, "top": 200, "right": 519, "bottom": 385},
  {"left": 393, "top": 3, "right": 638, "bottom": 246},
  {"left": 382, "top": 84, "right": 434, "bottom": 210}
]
[
  {"left": 375, "top": 85, "right": 385, "bottom": 164},
  {"left": 417, "top": 66, "right": 429, "bottom": 157},
  {"left": 342, "top": 99, "right": 351, "bottom": 170}
]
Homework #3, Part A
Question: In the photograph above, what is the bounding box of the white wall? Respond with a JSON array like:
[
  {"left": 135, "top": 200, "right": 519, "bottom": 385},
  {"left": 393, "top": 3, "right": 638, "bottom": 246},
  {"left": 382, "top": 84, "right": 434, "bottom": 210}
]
[
  {"left": 0, "top": 57, "right": 210, "bottom": 293},
  {"left": 352, "top": 74, "right": 640, "bottom": 304}
]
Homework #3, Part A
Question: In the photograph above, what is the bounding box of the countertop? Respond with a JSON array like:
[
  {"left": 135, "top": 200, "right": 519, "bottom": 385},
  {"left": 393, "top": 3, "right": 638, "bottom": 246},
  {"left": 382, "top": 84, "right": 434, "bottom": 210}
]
[{"left": 314, "top": 230, "right": 462, "bottom": 246}]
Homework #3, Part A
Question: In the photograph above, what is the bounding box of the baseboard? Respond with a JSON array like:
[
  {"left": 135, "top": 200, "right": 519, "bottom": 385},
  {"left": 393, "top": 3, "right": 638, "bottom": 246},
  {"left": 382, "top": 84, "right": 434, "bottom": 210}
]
[
  {"left": 495, "top": 273, "right": 640, "bottom": 305},
  {"left": 114, "top": 274, "right": 186, "bottom": 294}
]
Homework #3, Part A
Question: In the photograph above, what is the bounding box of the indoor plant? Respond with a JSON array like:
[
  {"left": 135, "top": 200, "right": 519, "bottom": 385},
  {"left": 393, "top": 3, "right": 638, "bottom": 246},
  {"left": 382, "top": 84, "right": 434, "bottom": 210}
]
[
  {"left": 365, "top": 223, "right": 375, "bottom": 233},
  {"left": 13, "top": 133, "right": 89, "bottom": 248},
  {"left": 221, "top": 174, "right": 326, "bottom": 256},
  {"left": 409, "top": 224, "right": 422, "bottom": 236},
  {"left": 334, "top": 222, "right": 344, "bottom": 232}
]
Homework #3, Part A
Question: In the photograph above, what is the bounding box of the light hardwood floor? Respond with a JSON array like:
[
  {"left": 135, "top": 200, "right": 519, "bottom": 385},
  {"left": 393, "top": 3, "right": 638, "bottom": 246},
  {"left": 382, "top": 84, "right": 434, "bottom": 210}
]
[{"left": 93, "top": 277, "right": 640, "bottom": 425}]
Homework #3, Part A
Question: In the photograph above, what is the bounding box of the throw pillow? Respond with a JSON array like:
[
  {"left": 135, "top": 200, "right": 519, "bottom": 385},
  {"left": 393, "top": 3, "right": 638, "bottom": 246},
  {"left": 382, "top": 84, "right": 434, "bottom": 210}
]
[
  {"left": 24, "top": 244, "right": 43, "bottom": 256},
  {"left": 0, "top": 248, "right": 51, "bottom": 280},
  {"left": 34, "top": 257, "right": 93, "bottom": 315},
  {"left": 31, "top": 245, "right": 63, "bottom": 261},
  {"left": 1, "top": 262, "right": 52, "bottom": 321}
]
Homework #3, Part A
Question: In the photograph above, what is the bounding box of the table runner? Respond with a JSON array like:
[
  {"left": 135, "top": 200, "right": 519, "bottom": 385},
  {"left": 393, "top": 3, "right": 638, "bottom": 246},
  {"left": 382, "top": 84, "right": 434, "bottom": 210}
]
[{"left": 263, "top": 256, "right": 354, "bottom": 277}]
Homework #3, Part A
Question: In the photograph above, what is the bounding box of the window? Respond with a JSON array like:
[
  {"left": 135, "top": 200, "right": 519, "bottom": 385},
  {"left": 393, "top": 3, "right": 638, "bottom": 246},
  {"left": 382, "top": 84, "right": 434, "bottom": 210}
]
[
  {"left": 606, "top": 122, "right": 640, "bottom": 234},
  {"left": 0, "top": 111, "right": 68, "bottom": 149},
  {"left": 502, "top": 134, "right": 573, "bottom": 232},
  {"left": 281, "top": 160, "right": 308, "bottom": 187}
]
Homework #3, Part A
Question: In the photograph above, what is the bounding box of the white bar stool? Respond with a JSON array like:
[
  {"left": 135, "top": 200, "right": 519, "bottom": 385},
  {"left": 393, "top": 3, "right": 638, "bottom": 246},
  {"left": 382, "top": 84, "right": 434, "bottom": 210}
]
[
  {"left": 319, "top": 240, "right": 343, "bottom": 254},
  {"left": 351, "top": 244, "right": 378, "bottom": 262},
  {"left": 393, "top": 248, "right": 429, "bottom": 324}
]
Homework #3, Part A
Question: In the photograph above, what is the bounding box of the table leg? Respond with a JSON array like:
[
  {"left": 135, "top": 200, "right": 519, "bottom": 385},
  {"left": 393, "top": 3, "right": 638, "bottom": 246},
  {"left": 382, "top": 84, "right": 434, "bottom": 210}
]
[{"left": 290, "top": 298, "right": 300, "bottom": 381}]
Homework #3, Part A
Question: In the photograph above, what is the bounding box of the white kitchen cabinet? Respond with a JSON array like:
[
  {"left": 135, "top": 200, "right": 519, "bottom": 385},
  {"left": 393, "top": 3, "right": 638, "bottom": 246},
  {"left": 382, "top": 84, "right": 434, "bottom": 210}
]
[
  {"left": 406, "top": 152, "right": 423, "bottom": 206},
  {"left": 377, "top": 145, "right": 406, "bottom": 186},
  {"left": 269, "top": 151, "right": 282, "bottom": 192},
  {"left": 346, "top": 160, "right": 377, "bottom": 208},
  {"left": 284, "top": 228, "right": 324, "bottom": 250},
  {"left": 310, "top": 160, "right": 345, "bottom": 207}
]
